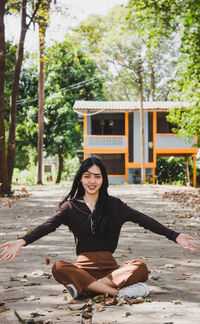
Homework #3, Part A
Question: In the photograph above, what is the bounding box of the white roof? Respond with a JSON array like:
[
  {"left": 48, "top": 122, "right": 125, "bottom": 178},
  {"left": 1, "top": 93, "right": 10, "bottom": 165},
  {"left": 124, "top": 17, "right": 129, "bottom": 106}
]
[{"left": 73, "top": 100, "right": 189, "bottom": 112}]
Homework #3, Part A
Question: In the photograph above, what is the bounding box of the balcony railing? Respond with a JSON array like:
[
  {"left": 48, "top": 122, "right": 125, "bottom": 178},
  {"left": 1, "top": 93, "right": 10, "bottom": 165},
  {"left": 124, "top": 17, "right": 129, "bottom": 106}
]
[
  {"left": 156, "top": 134, "right": 196, "bottom": 149},
  {"left": 85, "top": 136, "right": 127, "bottom": 149}
]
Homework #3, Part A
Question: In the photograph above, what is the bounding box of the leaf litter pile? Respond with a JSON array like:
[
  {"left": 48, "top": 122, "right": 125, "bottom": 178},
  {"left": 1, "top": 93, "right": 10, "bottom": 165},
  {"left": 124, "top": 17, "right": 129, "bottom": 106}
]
[{"left": 8, "top": 293, "right": 150, "bottom": 324}]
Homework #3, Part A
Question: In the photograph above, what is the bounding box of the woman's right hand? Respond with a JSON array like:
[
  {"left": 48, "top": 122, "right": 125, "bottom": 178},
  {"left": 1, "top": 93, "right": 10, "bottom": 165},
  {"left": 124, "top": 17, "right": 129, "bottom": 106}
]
[{"left": 0, "top": 239, "right": 26, "bottom": 261}]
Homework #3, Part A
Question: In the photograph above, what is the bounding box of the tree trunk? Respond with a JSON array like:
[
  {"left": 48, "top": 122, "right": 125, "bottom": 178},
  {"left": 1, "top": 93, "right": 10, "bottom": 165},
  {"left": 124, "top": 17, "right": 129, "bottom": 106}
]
[
  {"left": 0, "top": 0, "right": 9, "bottom": 194},
  {"left": 6, "top": 0, "right": 42, "bottom": 189},
  {"left": 56, "top": 152, "right": 64, "bottom": 184},
  {"left": 7, "top": 0, "right": 28, "bottom": 186},
  {"left": 37, "top": 26, "right": 45, "bottom": 184},
  {"left": 138, "top": 56, "right": 146, "bottom": 184},
  {"left": 37, "top": 0, "right": 50, "bottom": 184}
]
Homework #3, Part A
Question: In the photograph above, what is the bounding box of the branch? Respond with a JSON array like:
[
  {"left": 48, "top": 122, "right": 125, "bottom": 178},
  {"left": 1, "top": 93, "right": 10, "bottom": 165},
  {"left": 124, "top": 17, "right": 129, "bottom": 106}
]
[{"left": 26, "top": 0, "right": 43, "bottom": 29}]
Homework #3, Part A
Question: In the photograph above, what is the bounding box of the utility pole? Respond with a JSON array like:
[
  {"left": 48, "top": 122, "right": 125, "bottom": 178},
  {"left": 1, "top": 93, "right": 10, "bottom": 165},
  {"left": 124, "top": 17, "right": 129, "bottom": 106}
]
[
  {"left": 137, "top": 55, "right": 145, "bottom": 184},
  {"left": 37, "top": 0, "right": 50, "bottom": 184},
  {"left": 115, "top": 52, "right": 146, "bottom": 184}
]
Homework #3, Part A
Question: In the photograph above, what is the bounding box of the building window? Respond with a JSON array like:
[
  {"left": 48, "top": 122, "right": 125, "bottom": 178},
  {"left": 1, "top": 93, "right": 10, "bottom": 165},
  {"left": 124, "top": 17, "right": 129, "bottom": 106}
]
[
  {"left": 157, "top": 112, "right": 176, "bottom": 133},
  {"left": 91, "top": 113, "right": 125, "bottom": 135},
  {"left": 92, "top": 154, "right": 125, "bottom": 175}
]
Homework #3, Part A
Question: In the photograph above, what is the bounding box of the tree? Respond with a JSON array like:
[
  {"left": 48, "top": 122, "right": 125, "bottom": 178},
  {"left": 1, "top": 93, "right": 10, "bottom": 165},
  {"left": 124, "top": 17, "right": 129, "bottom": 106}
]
[
  {"left": 7, "top": 0, "right": 42, "bottom": 187},
  {"left": 72, "top": 5, "right": 179, "bottom": 102},
  {"left": 0, "top": 0, "right": 43, "bottom": 195},
  {"left": 73, "top": 5, "right": 180, "bottom": 183},
  {"left": 0, "top": 0, "right": 8, "bottom": 194},
  {"left": 128, "top": 0, "right": 200, "bottom": 142},
  {"left": 44, "top": 39, "right": 105, "bottom": 182},
  {"left": 36, "top": 0, "right": 51, "bottom": 184},
  {"left": 11, "top": 39, "right": 105, "bottom": 182}
]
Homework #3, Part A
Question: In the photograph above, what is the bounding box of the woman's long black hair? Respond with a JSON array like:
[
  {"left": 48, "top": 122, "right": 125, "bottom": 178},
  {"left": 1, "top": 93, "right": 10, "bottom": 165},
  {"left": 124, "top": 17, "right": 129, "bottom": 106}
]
[{"left": 60, "top": 157, "right": 111, "bottom": 236}]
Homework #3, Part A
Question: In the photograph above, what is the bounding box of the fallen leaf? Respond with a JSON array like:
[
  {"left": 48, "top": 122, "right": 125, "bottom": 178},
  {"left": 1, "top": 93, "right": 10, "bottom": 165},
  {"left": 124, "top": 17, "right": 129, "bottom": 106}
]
[
  {"left": 92, "top": 295, "right": 105, "bottom": 303},
  {"left": 30, "top": 311, "right": 45, "bottom": 318},
  {"left": 68, "top": 299, "right": 77, "bottom": 304},
  {"left": 130, "top": 297, "right": 144, "bottom": 304},
  {"left": 81, "top": 311, "right": 93, "bottom": 319},
  {"left": 96, "top": 305, "right": 105, "bottom": 312},
  {"left": 49, "top": 293, "right": 60, "bottom": 296},
  {"left": 3, "top": 285, "right": 13, "bottom": 290},
  {"left": 124, "top": 311, "right": 131, "bottom": 317},
  {"left": 103, "top": 297, "right": 118, "bottom": 305},
  {"left": 24, "top": 295, "right": 40, "bottom": 301},
  {"left": 176, "top": 277, "right": 186, "bottom": 280},
  {"left": 46, "top": 258, "right": 50, "bottom": 265},
  {"left": 0, "top": 307, "right": 10, "bottom": 313},
  {"left": 172, "top": 300, "right": 182, "bottom": 304},
  {"left": 69, "top": 311, "right": 81, "bottom": 316}
]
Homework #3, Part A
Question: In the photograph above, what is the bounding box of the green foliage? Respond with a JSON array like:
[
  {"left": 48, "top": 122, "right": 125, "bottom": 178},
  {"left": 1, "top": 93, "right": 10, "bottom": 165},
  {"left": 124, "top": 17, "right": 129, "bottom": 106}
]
[
  {"left": 60, "top": 156, "right": 80, "bottom": 182},
  {"left": 14, "top": 39, "right": 105, "bottom": 176},
  {"left": 128, "top": 0, "right": 200, "bottom": 142},
  {"left": 13, "top": 166, "right": 37, "bottom": 185},
  {"left": 155, "top": 157, "right": 192, "bottom": 185},
  {"left": 44, "top": 39, "right": 105, "bottom": 160},
  {"left": 73, "top": 5, "right": 180, "bottom": 101}
]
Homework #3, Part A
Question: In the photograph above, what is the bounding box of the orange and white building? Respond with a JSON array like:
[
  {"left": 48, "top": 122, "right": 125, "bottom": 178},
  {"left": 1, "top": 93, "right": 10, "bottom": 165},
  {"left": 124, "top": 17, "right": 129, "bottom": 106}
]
[{"left": 73, "top": 101, "right": 198, "bottom": 186}]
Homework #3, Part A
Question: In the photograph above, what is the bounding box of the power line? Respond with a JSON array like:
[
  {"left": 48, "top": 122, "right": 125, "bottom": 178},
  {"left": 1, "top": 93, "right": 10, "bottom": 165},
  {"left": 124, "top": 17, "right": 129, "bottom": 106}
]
[{"left": 16, "top": 77, "right": 101, "bottom": 106}]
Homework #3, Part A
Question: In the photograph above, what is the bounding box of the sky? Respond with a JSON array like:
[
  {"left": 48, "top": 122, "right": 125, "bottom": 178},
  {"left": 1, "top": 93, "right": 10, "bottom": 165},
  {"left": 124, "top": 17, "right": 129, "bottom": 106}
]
[{"left": 5, "top": 0, "right": 127, "bottom": 52}]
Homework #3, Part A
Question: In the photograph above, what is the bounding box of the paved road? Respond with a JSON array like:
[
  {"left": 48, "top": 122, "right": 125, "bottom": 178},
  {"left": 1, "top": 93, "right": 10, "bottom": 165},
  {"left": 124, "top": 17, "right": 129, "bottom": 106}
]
[{"left": 0, "top": 184, "right": 200, "bottom": 324}]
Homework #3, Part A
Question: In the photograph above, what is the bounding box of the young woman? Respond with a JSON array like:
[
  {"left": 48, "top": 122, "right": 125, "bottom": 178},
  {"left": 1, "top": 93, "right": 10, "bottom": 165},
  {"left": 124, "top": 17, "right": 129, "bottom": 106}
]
[{"left": 0, "top": 157, "right": 198, "bottom": 299}]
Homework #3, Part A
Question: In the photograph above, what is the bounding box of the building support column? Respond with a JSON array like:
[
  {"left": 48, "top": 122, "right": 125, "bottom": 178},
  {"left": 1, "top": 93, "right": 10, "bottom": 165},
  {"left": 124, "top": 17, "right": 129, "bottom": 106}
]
[
  {"left": 193, "top": 153, "right": 197, "bottom": 187},
  {"left": 125, "top": 112, "right": 129, "bottom": 183},
  {"left": 153, "top": 112, "right": 157, "bottom": 185},
  {"left": 83, "top": 112, "right": 87, "bottom": 160},
  {"left": 152, "top": 166, "right": 156, "bottom": 184}
]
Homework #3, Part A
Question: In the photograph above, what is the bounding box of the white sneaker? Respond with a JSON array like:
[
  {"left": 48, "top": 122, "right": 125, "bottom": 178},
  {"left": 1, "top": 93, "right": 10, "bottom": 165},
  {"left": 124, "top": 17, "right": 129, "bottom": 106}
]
[
  {"left": 66, "top": 284, "right": 79, "bottom": 299},
  {"left": 118, "top": 282, "right": 150, "bottom": 299}
]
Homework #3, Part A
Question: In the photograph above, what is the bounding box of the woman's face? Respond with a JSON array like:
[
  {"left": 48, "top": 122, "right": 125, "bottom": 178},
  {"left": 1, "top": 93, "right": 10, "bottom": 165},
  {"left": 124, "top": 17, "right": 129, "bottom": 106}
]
[{"left": 81, "top": 164, "right": 103, "bottom": 196}]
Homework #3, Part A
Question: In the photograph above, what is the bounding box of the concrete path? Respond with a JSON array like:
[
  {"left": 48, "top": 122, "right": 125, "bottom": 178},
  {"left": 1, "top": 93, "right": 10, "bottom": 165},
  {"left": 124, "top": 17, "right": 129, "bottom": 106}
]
[{"left": 0, "top": 184, "right": 200, "bottom": 324}]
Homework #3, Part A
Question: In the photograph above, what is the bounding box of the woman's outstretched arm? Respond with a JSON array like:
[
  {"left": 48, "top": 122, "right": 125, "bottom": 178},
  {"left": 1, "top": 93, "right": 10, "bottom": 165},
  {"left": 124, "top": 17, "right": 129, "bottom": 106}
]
[{"left": 0, "top": 239, "right": 26, "bottom": 261}]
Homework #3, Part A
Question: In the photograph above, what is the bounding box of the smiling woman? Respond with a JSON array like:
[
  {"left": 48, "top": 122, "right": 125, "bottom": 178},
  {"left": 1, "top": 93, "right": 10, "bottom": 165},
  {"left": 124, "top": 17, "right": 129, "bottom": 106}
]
[{"left": 0, "top": 157, "right": 198, "bottom": 300}]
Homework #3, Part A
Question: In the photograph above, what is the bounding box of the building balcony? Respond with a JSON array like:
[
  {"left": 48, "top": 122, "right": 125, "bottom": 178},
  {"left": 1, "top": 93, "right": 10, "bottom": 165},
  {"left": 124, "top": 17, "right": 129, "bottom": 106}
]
[{"left": 155, "top": 134, "right": 196, "bottom": 151}]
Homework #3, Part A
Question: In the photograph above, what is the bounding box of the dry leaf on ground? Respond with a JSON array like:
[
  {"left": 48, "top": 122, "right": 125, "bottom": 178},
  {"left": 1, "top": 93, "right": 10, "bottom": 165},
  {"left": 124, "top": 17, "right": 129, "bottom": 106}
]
[
  {"left": 0, "top": 307, "right": 10, "bottom": 313},
  {"left": 24, "top": 295, "right": 40, "bottom": 301},
  {"left": 96, "top": 305, "right": 105, "bottom": 312}
]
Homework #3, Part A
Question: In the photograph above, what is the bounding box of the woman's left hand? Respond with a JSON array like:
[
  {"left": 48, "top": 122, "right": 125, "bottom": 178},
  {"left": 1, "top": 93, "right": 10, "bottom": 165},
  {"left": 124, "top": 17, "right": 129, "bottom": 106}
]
[{"left": 176, "top": 234, "right": 199, "bottom": 252}]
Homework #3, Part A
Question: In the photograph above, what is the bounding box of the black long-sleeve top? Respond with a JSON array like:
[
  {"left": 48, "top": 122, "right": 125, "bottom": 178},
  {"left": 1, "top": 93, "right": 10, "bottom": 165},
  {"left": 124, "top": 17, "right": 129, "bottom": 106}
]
[{"left": 22, "top": 196, "right": 180, "bottom": 255}]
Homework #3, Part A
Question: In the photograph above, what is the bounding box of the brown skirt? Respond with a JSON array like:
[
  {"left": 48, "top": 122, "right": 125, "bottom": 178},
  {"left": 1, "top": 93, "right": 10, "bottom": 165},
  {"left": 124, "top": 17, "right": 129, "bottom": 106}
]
[{"left": 52, "top": 251, "right": 148, "bottom": 294}]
